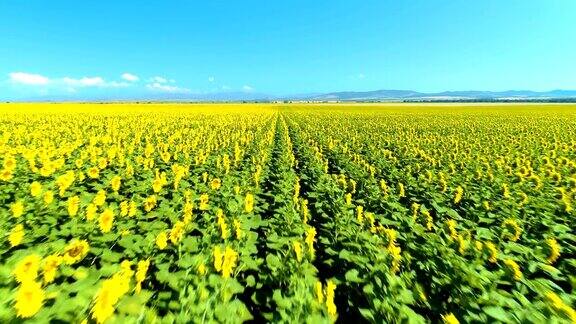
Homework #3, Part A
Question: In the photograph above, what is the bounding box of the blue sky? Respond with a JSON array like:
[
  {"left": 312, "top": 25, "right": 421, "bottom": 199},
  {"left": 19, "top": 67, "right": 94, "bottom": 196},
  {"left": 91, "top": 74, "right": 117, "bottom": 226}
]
[{"left": 1, "top": 0, "right": 575, "bottom": 99}]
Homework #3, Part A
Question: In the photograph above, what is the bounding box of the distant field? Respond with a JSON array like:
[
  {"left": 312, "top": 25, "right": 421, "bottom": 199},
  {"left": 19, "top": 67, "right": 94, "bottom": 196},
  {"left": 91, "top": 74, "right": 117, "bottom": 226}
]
[{"left": 1, "top": 103, "right": 575, "bottom": 323}]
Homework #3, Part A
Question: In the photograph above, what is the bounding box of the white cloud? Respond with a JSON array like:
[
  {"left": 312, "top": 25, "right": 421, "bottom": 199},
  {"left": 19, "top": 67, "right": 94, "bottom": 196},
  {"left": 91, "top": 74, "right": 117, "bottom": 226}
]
[
  {"left": 107, "top": 81, "right": 131, "bottom": 88},
  {"left": 242, "top": 85, "right": 254, "bottom": 92},
  {"left": 358, "top": 73, "right": 366, "bottom": 79},
  {"left": 62, "top": 76, "right": 129, "bottom": 88},
  {"left": 149, "top": 76, "right": 168, "bottom": 84},
  {"left": 63, "top": 76, "right": 105, "bottom": 87},
  {"left": 146, "top": 82, "right": 191, "bottom": 94},
  {"left": 9, "top": 72, "right": 50, "bottom": 85},
  {"left": 7, "top": 71, "right": 193, "bottom": 95},
  {"left": 221, "top": 85, "right": 231, "bottom": 90},
  {"left": 208, "top": 76, "right": 215, "bottom": 82},
  {"left": 121, "top": 73, "right": 139, "bottom": 82}
]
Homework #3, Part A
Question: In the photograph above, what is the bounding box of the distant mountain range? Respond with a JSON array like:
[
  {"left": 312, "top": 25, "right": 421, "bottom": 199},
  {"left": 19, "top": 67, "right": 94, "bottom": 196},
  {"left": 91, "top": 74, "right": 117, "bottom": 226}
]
[
  {"left": 305, "top": 89, "right": 576, "bottom": 101},
  {"left": 7, "top": 89, "right": 576, "bottom": 102}
]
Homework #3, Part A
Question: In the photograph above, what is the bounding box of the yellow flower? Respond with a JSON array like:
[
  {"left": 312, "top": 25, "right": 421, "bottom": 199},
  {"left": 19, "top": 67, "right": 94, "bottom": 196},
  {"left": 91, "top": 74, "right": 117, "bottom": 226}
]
[
  {"left": 356, "top": 206, "right": 364, "bottom": 223},
  {"left": 1, "top": 168, "right": 14, "bottom": 181},
  {"left": 411, "top": 202, "right": 420, "bottom": 218},
  {"left": 91, "top": 277, "right": 122, "bottom": 324},
  {"left": 502, "top": 218, "right": 522, "bottom": 242},
  {"left": 67, "top": 196, "right": 80, "bottom": 217},
  {"left": 213, "top": 245, "right": 238, "bottom": 278},
  {"left": 457, "top": 235, "right": 468, "bottom": 255},
  {"left": 98, "top": 157, "right": 108, "bottom": 169},
  {"left": 169, "top": 221, "right": 185, "bottom": 244},
  {"left": 143, "top": 195, "right": 157, "bottom": 212},
  {"left": 217, "top": 213, "right": 230, "bottom": 240},
  {"left": 454, "top": 186, "right": 464, "bottom": 204},
  {"left": 325, "top": 280, "right": 337, "bottom": 319},
  {"left": 502, "top": 183, "right": 511, "bottom": 199},
  {"left": 199, "top": 193, "right": 209, "bottom": 210},
  {"left": 128, "top": 201, "right": 137, "bottom": 217},
  {"left": 301, "top": 199, "right": 309, "bottom": 223},
  {"left": 305, "top": 227, "right": 316, "bottom": 257},
  {"left": 3, "top": 154, "right": 16, "bottom": 171},
  {"left": 546, "top": 238, "right": 561, "bottom": 264},
  {"left": 388, "top": 244, "right": 402, "bottom": 273},
  {"left": 43, "top": 190, "right": 54, "bottom": 206},
  {"left": 156, "top": 231, "right": 168, "bottom": 250},
  {"left": 197, "top": 263, "right": 207, "bottom": 276},
  {"left": 14, "top": 254, "right": 42, "bottom": 283},
  {"left": 422, "top": 209, "right": 433, "bottom": 231},
  {"left": 9, "top": 224, "right": 25, "bottom": 247},
  {"left": 293, "top": 241, "right": 303, "bottom": 262},
  {"left": 213, "top": 246, "right": 223, "bottom": 272},
  {"left": 117, "top": 201, "right": 128, "bottom": 217},
  {"left": 42, "top": 254, "right": 62, "bottom": 284},
  {"left": 110, "top": 175, "right": 121, "bottom": 192},
  {"left": 135, "top": 259, "right": 150, "bottom": 294},
  {"left": 85, "top": 203, "right": 97, "bottom": 221},
  {"left": 446, "top": 219, "right": 458, "bottom": 240},
  {"left": 234, "top": 219, "right": 243, "bottom": 240},
  {"left": 99, "top": 208, "right": 114, "bottom": 233},
  {"left": 152, "top": 178, "right": 163, "bottom": 193},
  {"left": 87, "top": 166, "right": 100, "bottom": 179},
  {"left": 55, "top": 171, "right": 75, "bottom": 196},
  {"left": 504, "top": 259, "right": 522, "bottom": 281},
  {"left": 398, "top": 183, "right": 405, "bottom": 197},
  {"left": 441, "top": 313, "right": 459, "bottom": 324},
  {"left": 11, "top": 201, "right": 25, "bottom": 218},
  {"left": 210, "top": 178, "right": 221, "bottom": 190},
  {"left": 14, "top": 280, "right": 44, "bottom": 318},
  {"left": 30, "top": 181, "right": 42, "bottom": 197},
  {"left": 545, "top": 292, "right": 576, "bottom": 323},
  {"left": 93, "top": 190, "right": 106, "bottom": 207},
  {"left": 484, "top": 242, "right": 498, "bottom": 263},
  {"left": 62, "top": 239, "right": 90, "bottom": 265},
  {"left": 244, "top": 193, "right": 254, "bottom": 213},
  {"left": 475, "top": 240, "right": 483, "bottom": 251},
  {"left": 519, "top": 191, "right": 529, "bottom": 206},
  {"left": 315, "top": 281, "right": 324, "bottom": 304},
  {"left": 380, "top": 179, "right": 389, "bottom": 195},
  {"left": 221, "top": 246, "right": 238, "bottom": 278},
  {"left": 345, "top": 193, "right": 352, "bottom": 206}
]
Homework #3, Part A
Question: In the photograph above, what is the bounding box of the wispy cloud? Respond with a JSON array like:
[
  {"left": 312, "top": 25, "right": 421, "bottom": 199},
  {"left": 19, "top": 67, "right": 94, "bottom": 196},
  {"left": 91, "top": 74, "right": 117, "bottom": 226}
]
[
  {"left": 121, "top": 73, "right": 139, "bottom": 82},
  {"left": 9, "top": 72, "right": 131, "bottom": 89},
  {"left": 242, "top": 85, "right": 253, "bottom": 92},
  {"left": 149, "top": 76, "right": 168, "bottom": 84},
  {"left": 63, "top": 76, "right": 129, "bottom": 88},
  {"left": 208, "top": 76, "right": 215, "bottom": 82},
  {"left": 9, "top": 72, "right": 50, "bottom": 85},
  {"left": 6, "top": 71, "right": 206, "bottom": 97},
  {"left": 146, "top": 82, "right": 191, "bottom": 94}
]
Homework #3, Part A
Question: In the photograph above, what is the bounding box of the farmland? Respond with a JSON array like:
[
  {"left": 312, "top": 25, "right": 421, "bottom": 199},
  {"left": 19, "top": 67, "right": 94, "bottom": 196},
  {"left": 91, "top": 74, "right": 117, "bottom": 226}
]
[{"left": 1, "top": 103, "right": 575, "bottom": 323}]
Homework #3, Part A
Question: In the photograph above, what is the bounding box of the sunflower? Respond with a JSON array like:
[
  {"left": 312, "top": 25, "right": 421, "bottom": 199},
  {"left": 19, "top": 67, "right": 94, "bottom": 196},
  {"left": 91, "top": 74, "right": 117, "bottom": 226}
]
[
  {"left": 62, "top": 239, "right": 90, "bottom": 265},
  {"left": 14, "top": 280, "right": 45, "bottom": 318},
  {"left": 9, "top": 224, "right": 25, "bottom": 247},
  {"left": 99, "top": 208, "right": 114, "bottom": 233},
  {"left": 13, "top": 254, "right": 42, "bottom": 283}
]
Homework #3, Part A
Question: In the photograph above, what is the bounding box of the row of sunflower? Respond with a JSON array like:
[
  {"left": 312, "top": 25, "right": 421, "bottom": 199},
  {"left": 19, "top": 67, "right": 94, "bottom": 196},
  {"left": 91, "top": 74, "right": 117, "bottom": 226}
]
[{"left": 284, "top": 104, "right": 575, "bottom": 323}]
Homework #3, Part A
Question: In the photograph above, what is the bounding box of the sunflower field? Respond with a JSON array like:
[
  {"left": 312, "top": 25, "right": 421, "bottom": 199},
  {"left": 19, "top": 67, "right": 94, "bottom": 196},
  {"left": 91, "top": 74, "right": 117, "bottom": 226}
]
[{"left": 1, "top": 103, "right": 575, "bottom": 323}]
